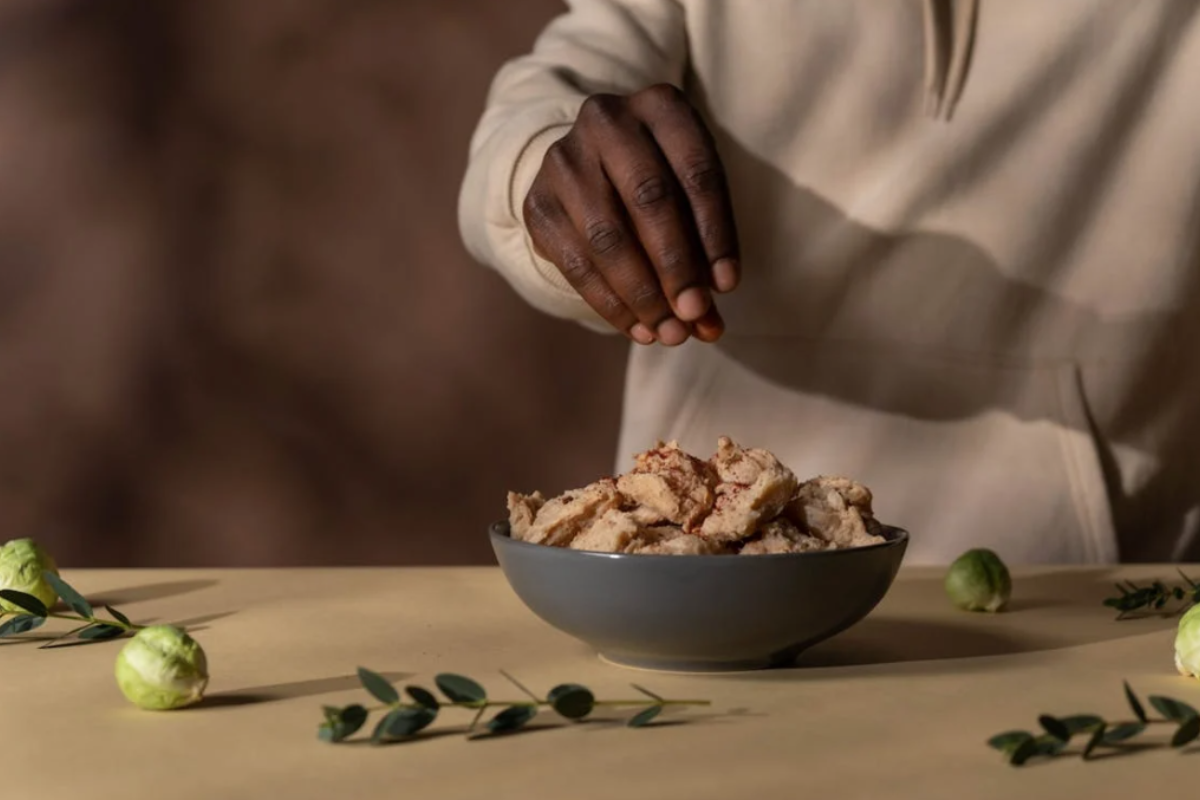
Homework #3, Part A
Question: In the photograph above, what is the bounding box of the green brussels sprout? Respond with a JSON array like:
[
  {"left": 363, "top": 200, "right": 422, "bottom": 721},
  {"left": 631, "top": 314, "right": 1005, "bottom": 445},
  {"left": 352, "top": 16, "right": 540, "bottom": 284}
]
[
  {"left": 1175, "top": 604, "right": 1200, "bottom": 678},
  {"left": 0, "top": 538, "right": 59, "bottom": 613},
  {"left": 945, "top": 548, "right": 1011, "bottom": 613},
  {"left": 115, "top": 625, "right": 208, "bottom": 710}
]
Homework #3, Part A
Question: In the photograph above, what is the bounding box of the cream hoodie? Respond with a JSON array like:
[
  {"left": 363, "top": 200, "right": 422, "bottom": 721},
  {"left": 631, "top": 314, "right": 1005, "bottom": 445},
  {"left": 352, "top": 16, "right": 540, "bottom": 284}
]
[{"left": 458, "top": 0, "right": 1200, "bottom": 565}]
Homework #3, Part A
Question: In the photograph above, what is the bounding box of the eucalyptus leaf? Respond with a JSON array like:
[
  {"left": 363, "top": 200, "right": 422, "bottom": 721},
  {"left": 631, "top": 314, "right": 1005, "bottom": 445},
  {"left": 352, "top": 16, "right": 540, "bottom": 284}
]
[
  {"left": 628, "top": 705, "right": 663, "bottom": 728},
  {"left": 1037, "top": 715, "right": 1071, "bottom": 742},
  {"left": 435, "top": 673, "right": 487, "bottom": 705},
  {"left": 78, "top": 624, "right": 124, "bottom": 641},
  {"left": 0, "top": 614, "right": 46, "bottom": 636},
  {"left": 406, "top": 686, "right": 440, "bottom": 709},
  {"left": 1149, "top": 695, "right": 1198, "bottom": 722},
  {"left": 357, "top": 667, "right": 400, "bottom": 705},
  {"left": 318, "top": 704, "right": 369, "bottom": 743},
  {"left": 42, "top": 572, "right": 92, "bottom": 619},
  {"left": 1083, "top": 724, "right": 1108, "bottom": 759},
  {"left": 105, "top": 606, "right": 132, "bottom": 627},
  {"left": 1123, "top": 681, "right": 1147, "bottom": 723},
  {"left": 486, "top": 705, "right": 538, "bottom": 734},
  {"left": 1102, "top": 722, "right": 1145, "bottom": 744},
  {"left": 986, "top": 731, "right": 1033, "bottom": 754},
  {"left": 0, "top": 590, "right": 47, "bottom": 618},
  {"left": 1008, "top": 737, "right": 1039, "bottom": 766},
  {"left": 374, "top": 707, "right": 437, "bottom": 741},
  {"left": 548, "top": 684, "right": 595, "bottom": 720},
  {"left": 1032, "top": 734, "right": 1066, "bottom": 757},
  {"left": 1060, "top": 715, "right": 1105, "bottom": 735},
  {"left": 1171, "top": 715, "right": 1200, "bottom": 748}
]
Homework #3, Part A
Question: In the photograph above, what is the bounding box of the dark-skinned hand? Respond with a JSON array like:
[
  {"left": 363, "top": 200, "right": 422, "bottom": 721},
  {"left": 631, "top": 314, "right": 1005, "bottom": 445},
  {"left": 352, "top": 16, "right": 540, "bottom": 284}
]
[{"left": 522, "top": 83, "right": 740, "bottom": 346}]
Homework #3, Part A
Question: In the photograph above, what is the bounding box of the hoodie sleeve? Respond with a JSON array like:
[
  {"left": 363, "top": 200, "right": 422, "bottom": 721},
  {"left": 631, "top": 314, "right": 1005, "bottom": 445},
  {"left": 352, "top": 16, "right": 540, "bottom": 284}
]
[{"left": 457, "top": 0, "right": 689, "bottom": 332}]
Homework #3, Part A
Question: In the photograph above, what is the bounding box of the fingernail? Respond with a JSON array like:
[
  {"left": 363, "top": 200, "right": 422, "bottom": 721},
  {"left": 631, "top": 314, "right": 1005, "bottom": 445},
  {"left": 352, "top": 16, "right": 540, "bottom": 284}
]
[
  {"left": 675, "top": 287, "right": 709, "bottom": 321},
  {"left": 630, "top": 323, "right": 655, "bottom": 345},
  {"left": 656, "top": 318, "right": 689, "bottom": 346},
  {"left": 712, "top": 258, "right": 739, "bottom": 293}
]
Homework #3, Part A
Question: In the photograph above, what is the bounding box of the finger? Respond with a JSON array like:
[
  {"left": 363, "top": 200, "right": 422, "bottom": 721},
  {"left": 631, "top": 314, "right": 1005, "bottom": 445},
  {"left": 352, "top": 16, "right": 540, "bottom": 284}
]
[
  {"left": 593, "top": 123, "right": 712, "bottom": 322},
  {"left": 523, "top": 185, "right": 654, "bottom": 344},
  {"left": 574, "top": 94, "right": 707, "bottom": 328},
  {"left": 632, "top": 85, "right": 741, "bottom": 293},
  {"left": 544, "top": 134, "right": 689, "bottom": 346},
  {"left": 690, "top": 305, "right": 725, "bottom": 343}
]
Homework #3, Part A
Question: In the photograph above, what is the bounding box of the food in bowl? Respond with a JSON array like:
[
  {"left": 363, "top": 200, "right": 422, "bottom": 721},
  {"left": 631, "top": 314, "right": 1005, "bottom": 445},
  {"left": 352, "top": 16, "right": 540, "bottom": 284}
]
[{"left": 506, "top": 436, "right": 888, "bottom": 556}]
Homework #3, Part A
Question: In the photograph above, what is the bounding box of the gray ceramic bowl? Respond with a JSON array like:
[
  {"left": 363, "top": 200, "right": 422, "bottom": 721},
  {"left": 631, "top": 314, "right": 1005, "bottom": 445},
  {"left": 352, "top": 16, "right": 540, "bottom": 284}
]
[{"left": 489, "top": 521, "right": 908, "bottom": 672}]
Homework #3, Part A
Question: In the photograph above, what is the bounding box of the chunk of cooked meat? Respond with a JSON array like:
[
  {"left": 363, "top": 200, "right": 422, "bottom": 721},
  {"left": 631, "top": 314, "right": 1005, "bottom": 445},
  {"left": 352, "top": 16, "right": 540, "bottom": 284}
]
[
  {"left": 504, "top": 436, "right": 888, "bottom": 556},
  {"left": 510, "top": 478, "right": 622, "bottom": 547},
  {"left": 738, "top": 518, "right": 827, "bottom": 555},
  {"left": 627, "top": 525, "right": 730, "bottom": 555},
  {"left": 786, "top": 476, "right": 886, "bottom": 548},
  {"left": 506, "top": 490, "right": 545, "bottom": 542},
  {"left": 569, "top": 508, "right": 643, "bottom": 553},
  {"left": 615, "top": 440, "right": 717, "bottom": 530},
  {"left": 699, "top": 436, "right": 798, "bottom": 542}
]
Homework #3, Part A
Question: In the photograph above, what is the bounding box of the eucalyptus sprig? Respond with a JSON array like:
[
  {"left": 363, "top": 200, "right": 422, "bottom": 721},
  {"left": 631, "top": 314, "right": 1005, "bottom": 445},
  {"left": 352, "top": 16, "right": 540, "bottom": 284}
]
[
  {"left": 0, "top": 570, "right": 143, "bottom": 646},
  {"left": 319, "top": 668, "right": 711, "bottom": 744},
  {"left": 1103, "top": 571, "right": 1200, "bottom": 619},
  {"left": 988, "top": 681, "right": 1200, "bottom": 766}
]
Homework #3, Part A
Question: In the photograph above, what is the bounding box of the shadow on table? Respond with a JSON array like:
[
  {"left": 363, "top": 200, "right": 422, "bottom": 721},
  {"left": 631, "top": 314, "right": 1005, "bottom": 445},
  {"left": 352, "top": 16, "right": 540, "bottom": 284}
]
[
  {"left": 728, "top": 567, "right": 1184, "bottom": 679},
  {"left": 0, "top": 609, "right": 237, "bottom": 648},
  {"left": 199, "top": 671, "right": 414, "bottom": 708},
  {"left": 91, "top": 579, "right": 219, "bottom": 606},
  {"left": 167, "top": 610, "right": 238, "bottom": 631},
  {"left": 341, "top": 708, "right": 752, "bottom": 746}
]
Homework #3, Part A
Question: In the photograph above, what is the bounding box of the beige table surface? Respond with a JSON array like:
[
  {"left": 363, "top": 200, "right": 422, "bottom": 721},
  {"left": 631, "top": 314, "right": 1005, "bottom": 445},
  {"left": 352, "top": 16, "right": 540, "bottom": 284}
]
[{"left": 3, "top": 564, "right": 1199, "bottom": 799}]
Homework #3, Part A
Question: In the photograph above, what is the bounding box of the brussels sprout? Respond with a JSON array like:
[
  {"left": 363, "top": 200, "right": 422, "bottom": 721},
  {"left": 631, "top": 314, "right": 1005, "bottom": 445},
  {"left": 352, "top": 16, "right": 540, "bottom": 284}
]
[
  {"left": 0, "top": 538, "right": 59, "bottom": 613},
  {"left": 115, "top": 625, "right": 208, "bottom": 710},
  {"left": 1175, "top": 604, "right": 1200, "bottom": 678},
  {"left": 945, "top": 548, "right": 1011, "bottom": 612}
]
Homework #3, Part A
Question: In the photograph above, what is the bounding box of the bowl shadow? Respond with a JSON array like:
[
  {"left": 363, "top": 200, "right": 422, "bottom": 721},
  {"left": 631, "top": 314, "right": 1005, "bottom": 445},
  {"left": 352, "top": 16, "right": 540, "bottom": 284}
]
[{"left": 699, "top": 567, "right": 1183, "bottom": 679}]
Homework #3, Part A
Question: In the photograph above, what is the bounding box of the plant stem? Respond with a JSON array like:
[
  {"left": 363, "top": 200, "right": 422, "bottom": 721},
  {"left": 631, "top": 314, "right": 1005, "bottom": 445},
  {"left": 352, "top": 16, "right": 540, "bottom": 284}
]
[
  {"left": 41, "top": 612, "right": 140, "bottom": 632},
  {"left": 361, "top": 698, "right": 710, "bottom": 715}
]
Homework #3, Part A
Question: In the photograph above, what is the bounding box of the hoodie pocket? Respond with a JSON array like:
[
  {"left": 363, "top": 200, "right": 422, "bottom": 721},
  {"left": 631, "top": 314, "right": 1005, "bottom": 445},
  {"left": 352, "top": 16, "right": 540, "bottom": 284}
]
[{"left": 625, "top": 337, "right": 1119, "bottom": 565}]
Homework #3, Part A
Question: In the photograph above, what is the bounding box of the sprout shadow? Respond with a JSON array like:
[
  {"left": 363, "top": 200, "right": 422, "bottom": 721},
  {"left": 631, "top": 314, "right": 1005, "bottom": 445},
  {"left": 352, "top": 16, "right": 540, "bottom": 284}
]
[
  {"left": 90, "top": 579, "right": 219, "bottom": 606},
  {"left": 198, "top": 671, "right": 414, "bottom": 708}
]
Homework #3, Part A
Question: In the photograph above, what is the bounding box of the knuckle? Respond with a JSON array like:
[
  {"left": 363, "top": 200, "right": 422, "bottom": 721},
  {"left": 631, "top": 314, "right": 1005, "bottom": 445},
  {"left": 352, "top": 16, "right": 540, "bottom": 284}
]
[
  {"left": 559, "top": 253, "right": 593, "bottom": 283},
  {"left": 632, "top": 174, "right": 671, "bottom": 208},
  {"left": 628, "top": 283, "right": 663, "bottom": 313},
  {"left": 543, "top": 139, "right": 576, "bottom": 173},
  {"left": 522, "top": 190, "right": 557, "bottom": 227},
  {"left": 694, "top": 217, "right": 726, "bottom": 248},
  {"left": 579, "top": 93, "right": 626, "bottom": 126},
  {"left": 680, "top": 159, "right": 723, "bottom": 195},
  {"left": 584, "top": 219, "right": 625, "bottom": 257},
  {"left": 598, "top": 291, "right": 627, "bottom": 316},
  {"left": 638, "top": 82, "right": 684, "bottom": 107},
  {"left": 654, "top": 247, "right": 690, "bottom": 279}
]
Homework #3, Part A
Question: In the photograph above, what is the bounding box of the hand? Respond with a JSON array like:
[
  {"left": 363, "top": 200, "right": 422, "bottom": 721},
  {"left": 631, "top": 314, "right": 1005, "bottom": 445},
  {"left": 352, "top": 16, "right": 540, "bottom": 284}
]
[{"left": 522, "top": 84, "right": 740, "bottom": 346}]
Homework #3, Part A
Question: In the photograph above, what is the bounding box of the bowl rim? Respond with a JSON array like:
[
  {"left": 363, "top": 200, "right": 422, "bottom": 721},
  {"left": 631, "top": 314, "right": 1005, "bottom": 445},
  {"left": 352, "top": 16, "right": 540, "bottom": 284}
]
[{"left": 488, "top": 520, "right": 909, "bottom": 562}]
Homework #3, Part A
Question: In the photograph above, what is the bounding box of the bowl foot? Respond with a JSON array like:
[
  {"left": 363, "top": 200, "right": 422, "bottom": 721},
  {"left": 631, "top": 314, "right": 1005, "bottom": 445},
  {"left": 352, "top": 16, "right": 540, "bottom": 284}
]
[{"left": 598, "top": 651, "right": 793, "bottom": 674}]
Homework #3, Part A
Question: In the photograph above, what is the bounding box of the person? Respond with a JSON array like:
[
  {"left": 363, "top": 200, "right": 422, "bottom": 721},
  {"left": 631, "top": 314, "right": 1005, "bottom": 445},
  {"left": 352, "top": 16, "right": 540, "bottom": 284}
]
[{"left": 457, "top": 0, "right": 1200, "bottom": 565}]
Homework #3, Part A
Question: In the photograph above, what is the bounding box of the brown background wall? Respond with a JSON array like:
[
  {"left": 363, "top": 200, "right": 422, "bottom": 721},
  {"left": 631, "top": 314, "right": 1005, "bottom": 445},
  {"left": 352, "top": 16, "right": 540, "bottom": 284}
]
[{"left": 0, "top": 0, "right": 628, "bottom": 567}]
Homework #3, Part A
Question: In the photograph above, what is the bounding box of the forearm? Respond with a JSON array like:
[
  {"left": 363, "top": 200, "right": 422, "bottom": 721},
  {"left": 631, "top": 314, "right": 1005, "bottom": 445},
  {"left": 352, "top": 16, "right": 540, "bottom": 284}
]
[{"left": 457, "top": 0, "right": 689, "bottom": 330}]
